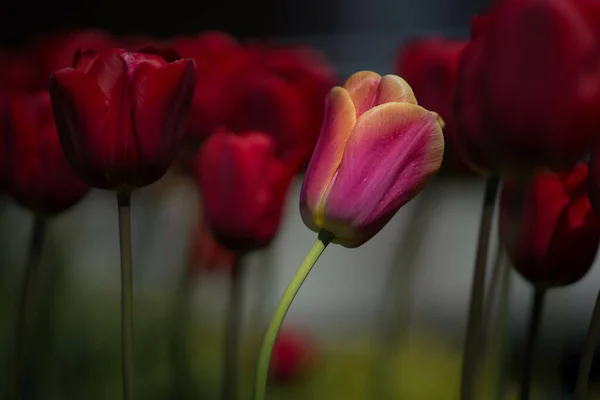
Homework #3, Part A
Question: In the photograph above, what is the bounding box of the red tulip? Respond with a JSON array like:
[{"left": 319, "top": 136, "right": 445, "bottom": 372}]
[
  {"left": 396, "top": 37, "right": 469, "bottom": 173},
  {"left": 455, "top": 0, "right": 600, "bottom": 174},
  {"left": 269, "top": 329, "right": 316, "bottom": 383},
  {"left": 500, "top": 163, "right": 600, "bottom": 287},
  {"left": 48, "top": 48, "right": 197, "bottom": 190},
  {"left": 194, "top": 128, "right": 296, "bottom": 253},
  {"left": 4, "top": 91, "right": 89, "bottom": 214}
]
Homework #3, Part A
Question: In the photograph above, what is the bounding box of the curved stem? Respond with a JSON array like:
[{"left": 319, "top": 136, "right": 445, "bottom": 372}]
[
  {"left": 519, "top": 287, "right": 546, "bottom": 400},
  {"left": 253, "top": 230, "right": 333, "bottom": 400},
  {"left": 221, "top": 256, "right": 245, "bottom": 400},
  {"left": 118, "top": 191, "right": 134, "bottom": 400},
  {"left": 460, "top": 175, "right": 500, "bottom": 400},
  {"left": 13, "top": 215, "right": 46, "bottom": 400},
  {"left": 574, "top": 287, "right": 600, "bottom": 399}
]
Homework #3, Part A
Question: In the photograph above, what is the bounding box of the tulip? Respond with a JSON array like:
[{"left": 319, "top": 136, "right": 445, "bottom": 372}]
[
  {"left": 48, "top": 48, "right": 197, "bottom": 190},
  {"left": 177, "top": 39, "right": 337, "bottom": 170},
  {"left": 500, "top": 163, "right": 600, "bottom": 286},
  {"left": 499, "top": 162, "right": 600, "bottom": 399},
  {"left": 454, "top": 0, "right": 600, "bottom": 174},
  {"left": 194, "top": 128, "right": 296, "bottom": 253},
  {"left": 4, "top": 91, "right": 89, "bottom": 214},
  {"left": 396, "top": 37, "right": 469, "bottom": 173},
  {"left": 300, "top": 71, "right": 444, "bottom": 248},
  {"left": 269, "top": 329, "right": 316, "bottom": 383}
]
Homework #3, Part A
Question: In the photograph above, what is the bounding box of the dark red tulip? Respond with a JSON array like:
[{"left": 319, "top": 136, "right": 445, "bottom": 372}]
[
  {"left": 269, "top": 329, "right": 316, "bottom": 383},
  {"left": 455, "top": 0, "right": 600, "bottom": 174},
  {"left": 396, "top": 37, "right": 470, "bottom": 173},
  {"left": 500, "top": 163, "right": 600, "bottom": 287},
  {"left": 4, "top": 91, "right": 89, "bottom": 214},
  {"left": 48, "top": 48, "right": 197, "bottom": 190},
  {"left": 194, "top": 128, "right": 296, "bottom": 253}
]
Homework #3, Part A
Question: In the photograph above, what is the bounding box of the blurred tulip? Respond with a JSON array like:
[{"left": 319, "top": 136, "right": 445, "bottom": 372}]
[
  {"left": 0, "top": 50, "right": 40, "bottom": 93},
  {"left": 300, "top": 71, "right": 444, "bottom": 248},
  {"left": 188, "top": 211, "right": 236, "bottom": 274},
  {"left": 194, "top": 128, "right": 296, "bottom": 253},
  {"left": 455, "top": 0, "right": 600, "bottom": 174},
  {"left": 49, "top": 48, "right": 197, "bottom": 190},
  {"left": 4, "top": 91, "right": 89, "bottom": 214},
  {"left": 269, "top": 329, "right": 316, "bottom": 383},
  {"left": 396, "top": 37, "right": 470, "bottom": 173},
  {"left": 177, "top": 37, "right": 337, "bottom": 170},
  {"left": 33, "top": 29, "right": 114, "bottom": 84},
  {"left": 500, "top": 163, "right": 600, "bottom": 286}
]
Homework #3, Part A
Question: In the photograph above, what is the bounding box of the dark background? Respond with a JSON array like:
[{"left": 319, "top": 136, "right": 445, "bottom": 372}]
[{"left": 0, "top": 0, "right": 487, "bottom": 46}]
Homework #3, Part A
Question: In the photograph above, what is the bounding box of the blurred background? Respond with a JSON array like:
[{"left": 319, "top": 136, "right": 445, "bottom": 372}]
[{"left": 0, "top": 0, "right": 597, "bottom": 399}]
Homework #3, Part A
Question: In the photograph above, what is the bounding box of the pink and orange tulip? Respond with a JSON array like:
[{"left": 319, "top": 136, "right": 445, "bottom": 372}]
[{"left": 300, "top": 71, "right": 444, "bottom": 247}]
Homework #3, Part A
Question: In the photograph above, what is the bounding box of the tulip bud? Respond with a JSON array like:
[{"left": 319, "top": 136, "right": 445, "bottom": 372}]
[
  {"left": 49, "top": 48, "right": 197, "bottom": 190},
  {"left": 500, "top": 163, "right": 600, "bottom": 287},
  {"left": 300, "top": 71, "right": 444, "bottom": 248},
  {"left": 4, "top": 91, "right": 89, "bottom": 214},
  {"left": 194, "top": 128, "right": 296, "bottom": 253},
  {"left": 188, "top": 210, "right": 236, "bottom": 275},
  {"left": 455, "top": 0, "right": 600, "bottom": 174}
]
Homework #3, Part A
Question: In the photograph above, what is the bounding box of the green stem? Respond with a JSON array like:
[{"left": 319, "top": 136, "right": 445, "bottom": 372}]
[
  {"left": 221, "top": 256, "right": 245, "bottom": 400},
  {"left": 460, "top": 175, "right": 500, "bottom": 400},
  {"left": 519, "top": 287, "right": 546, "bottom": 400},
  {"left": 118, "top": 191, "right": 134, "bottom": 400},
  {"left": 253, "top": 230, "right": 333, "bottom": 400},
  {"left": 13, "top": 215, "right": 46, "bottom": 400},
  {"left": 573, "top": 287, "right": 600, "bottom": 400},
  {"left": 169, "top": 270, "right": 193, "bottom": 399}
]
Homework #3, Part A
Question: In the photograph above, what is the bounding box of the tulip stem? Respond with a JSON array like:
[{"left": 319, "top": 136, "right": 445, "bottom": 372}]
[
  {"left": 221, "top": 256, "right": 245, "bottom": 400},
  {"left": 253, "top": 230, "right": 333, "bottom": 400},
  {"left": 118, "top": 191, "right": 134, "bottom": 400},
  {"left": 460, "top": 175, "right": 500, "bottom": 400},
  {"left": 574, "top": 287, "right": 600, "bottom": 399},
  {"left": 519, "top": 286, "right": 546, "bottom": 400},
  {"left": 13, "top": 215, "right": 46, "bottom": 400}
]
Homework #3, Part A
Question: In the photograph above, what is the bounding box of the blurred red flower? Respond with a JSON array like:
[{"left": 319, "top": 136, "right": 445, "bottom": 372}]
[
  {"left": 32, "top": 29, "right": 114, "bottom": 86},
  {"left": 188, "top": 210, "right": 236, "bottom": 275},
  {"left": 49, "top": 48, "right": 197, "bottom": 190},
  {"left": 454, "top": 0, "right": 600, "bottom": 174},
  {"left": 500, "top": 163, "right": 600, "bottom": 287},
  {"left": 174, "top": 33, "right": 338, "bottom": 170},
  {"left": 194, "top": 128, "right": 296, "bottom": 253},
  {"left": 396, "top": 37, "right": 469, "bottom": 173},
  {"left": 4, "top": 91, "right": 89, "bottom": 214},
  {"left": 0, "top": 50, "right": 40, "bottom": 93},
  {"left": 269, "top": 329, "right": 316, "bottom": 383}
]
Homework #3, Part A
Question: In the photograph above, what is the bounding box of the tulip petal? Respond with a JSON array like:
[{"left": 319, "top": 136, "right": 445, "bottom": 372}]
[
  {"left": 86, "top": 51, "right": 139, "bottom": 183},
  {"left": 132, "top": 59, "right": 196, "bottom": 185},
  {"left": 300, "top": 87, "right": 356, "bottom": 232},
  {"left": 49, "top": 68, "right": 109, "bottom": 186},
  {"left": 324, "top": 102, "right": 444, "bottom": 246},
  {"left": 377, "top": 75, "right": 418, "bottom": 105},
  {"left": 344, "top": 71, "right": 382, "bottom": 117}
]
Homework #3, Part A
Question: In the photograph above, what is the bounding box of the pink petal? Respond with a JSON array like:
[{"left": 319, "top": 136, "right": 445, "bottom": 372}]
[
  {"left": 132, "top": 58, "right": 196, "bottom": 185},
  {"left": 300, "top": 87, "right": 356, "bottom": 232},
  {"left": 324, "top": 102, "right": 444, "bottom": 246}
]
